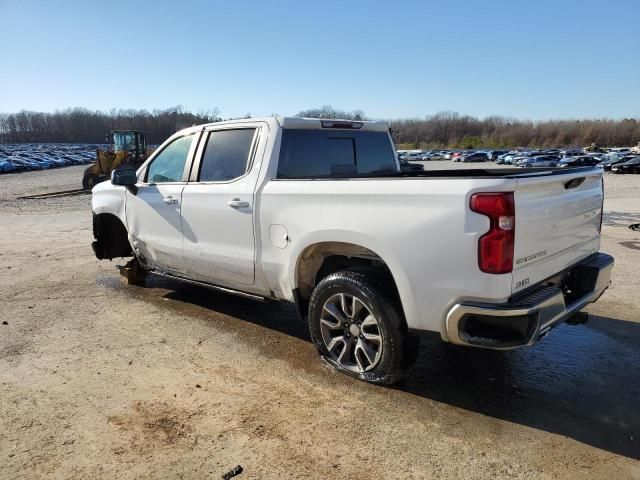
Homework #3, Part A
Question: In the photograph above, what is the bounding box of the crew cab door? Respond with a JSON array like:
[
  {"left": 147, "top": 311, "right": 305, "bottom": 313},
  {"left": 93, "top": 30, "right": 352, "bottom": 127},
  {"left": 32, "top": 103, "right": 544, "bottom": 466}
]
[
  {"left": 125, "top": 133, "right": 198, "bottom": 274},
  {"left": 179, "top": 124, "right": 265, "bottom": 286}
]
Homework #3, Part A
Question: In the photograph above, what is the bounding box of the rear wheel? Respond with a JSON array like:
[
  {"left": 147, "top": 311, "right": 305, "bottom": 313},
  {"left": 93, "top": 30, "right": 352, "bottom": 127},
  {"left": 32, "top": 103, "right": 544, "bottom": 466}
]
[{"left": 308, "top": 270, "right": 413, "bottom": 385}]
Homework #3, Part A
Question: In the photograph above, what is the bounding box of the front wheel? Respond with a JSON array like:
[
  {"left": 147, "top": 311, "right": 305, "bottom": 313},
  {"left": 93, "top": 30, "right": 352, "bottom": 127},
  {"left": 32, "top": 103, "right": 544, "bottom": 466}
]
[
  {"left": 308, "top": 270, "right": 414, "bottom": 385},
  {"left": 82, "top": 167, "right": 104, "bottom": 190}
]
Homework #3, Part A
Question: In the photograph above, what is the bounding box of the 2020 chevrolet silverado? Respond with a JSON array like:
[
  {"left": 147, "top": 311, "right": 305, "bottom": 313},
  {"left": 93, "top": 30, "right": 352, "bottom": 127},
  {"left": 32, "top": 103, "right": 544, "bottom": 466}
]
[{"left": 92, "top": 117, "right": 613, "bottom": 385}]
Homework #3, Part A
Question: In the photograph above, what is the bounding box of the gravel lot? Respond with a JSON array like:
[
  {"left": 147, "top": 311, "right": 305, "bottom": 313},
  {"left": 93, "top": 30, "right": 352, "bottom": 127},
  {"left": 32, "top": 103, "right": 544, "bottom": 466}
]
[{"left": 1, "top": 163, "right": 639, "bottom": 479}]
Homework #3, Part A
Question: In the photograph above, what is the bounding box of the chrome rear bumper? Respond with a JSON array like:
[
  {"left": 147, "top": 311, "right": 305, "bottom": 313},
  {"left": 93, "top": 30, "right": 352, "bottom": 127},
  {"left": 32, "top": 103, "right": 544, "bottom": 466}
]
[{"left": 445, "top": 252, "right": 614, "bottom": 349}]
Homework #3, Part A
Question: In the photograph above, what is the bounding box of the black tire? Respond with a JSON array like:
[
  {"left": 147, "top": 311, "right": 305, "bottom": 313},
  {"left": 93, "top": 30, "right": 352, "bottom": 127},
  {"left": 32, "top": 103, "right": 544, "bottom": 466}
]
[
  {"left": 82, "top": 167, "right": 106, "bottom": 190},
  {"left": 549, "top": 163, "right": 557, "bottom": 168},
  {"left": 82, "top": 167, "right": 96, "bottom": 190},
  {"left": 308, "top": 269, "right": 412, "bottom": 385}
]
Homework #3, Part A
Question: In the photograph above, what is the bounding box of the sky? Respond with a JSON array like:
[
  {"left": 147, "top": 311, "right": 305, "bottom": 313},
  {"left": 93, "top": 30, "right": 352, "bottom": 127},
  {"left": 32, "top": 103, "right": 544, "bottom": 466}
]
[{"left": 0, "top": 0, "right": 639, "bottom": 120}]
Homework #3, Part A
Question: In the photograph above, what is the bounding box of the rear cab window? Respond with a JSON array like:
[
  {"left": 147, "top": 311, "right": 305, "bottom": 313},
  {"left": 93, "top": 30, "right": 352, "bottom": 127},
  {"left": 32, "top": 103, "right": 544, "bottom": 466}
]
[{"left": 277, "top": 129, "right": 396, "bottom": 178}]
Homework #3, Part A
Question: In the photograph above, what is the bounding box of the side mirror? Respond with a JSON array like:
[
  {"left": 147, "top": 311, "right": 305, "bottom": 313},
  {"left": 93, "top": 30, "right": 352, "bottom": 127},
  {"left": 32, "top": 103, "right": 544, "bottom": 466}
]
[{"left": 111, "top": 168, "right": 138, "bottom": 194}]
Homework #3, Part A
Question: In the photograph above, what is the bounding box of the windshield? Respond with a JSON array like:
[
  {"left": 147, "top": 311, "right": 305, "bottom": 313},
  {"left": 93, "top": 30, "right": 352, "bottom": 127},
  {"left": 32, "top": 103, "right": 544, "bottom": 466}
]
[{"left": 114, "top": 132, "right": 138, "bottom": 152}]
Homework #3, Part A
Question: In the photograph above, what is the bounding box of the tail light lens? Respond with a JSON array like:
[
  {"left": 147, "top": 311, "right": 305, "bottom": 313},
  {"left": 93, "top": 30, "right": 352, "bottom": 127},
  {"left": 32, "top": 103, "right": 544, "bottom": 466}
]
[{"left": 470, "top": 192, "right": 515, "bottom": 274}]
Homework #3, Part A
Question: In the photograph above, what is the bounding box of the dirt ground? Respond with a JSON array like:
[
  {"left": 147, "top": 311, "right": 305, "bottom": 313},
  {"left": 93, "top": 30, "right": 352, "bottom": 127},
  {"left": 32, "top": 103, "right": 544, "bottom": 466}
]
[{"left": 1, "top": 164, "right": 639, "bottom": 479}]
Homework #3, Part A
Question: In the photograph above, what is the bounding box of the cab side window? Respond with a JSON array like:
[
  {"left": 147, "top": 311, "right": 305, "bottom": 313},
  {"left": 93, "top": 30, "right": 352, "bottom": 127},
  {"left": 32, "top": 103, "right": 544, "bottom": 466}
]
[
  {"left": 198, "top": 128, "right": 257, "bottom": 182},
  {"left": 146, "top": 134, "right": 194, "bottom": 183}
]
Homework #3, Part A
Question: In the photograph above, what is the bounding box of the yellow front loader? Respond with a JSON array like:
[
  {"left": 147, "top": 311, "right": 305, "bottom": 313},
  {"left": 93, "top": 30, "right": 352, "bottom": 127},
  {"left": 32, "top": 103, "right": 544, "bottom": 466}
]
[{"left": 82, "top": 130, "right": 153, "bottom": 190}]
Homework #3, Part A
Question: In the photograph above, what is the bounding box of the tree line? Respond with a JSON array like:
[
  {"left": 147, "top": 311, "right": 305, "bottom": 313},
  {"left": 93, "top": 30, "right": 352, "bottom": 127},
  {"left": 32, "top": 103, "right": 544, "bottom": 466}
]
[
  {"left": 297, "top": 107, "right": 640, "bottom": 149},
  {"left": 389, "top": 112, "right": 640, "bottom": 149},
  {"left": 1, "top": 105, "right": 639, "bottom": 148},
  {"left": 0, "top": 107, "right": 221, "bottom": 145}
]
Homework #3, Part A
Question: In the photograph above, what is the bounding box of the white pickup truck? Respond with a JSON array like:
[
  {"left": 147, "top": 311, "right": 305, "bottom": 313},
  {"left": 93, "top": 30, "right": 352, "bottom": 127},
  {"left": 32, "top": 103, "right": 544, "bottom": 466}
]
[{"left": 92, "top": 117, "right": 613, "bottom": 385}]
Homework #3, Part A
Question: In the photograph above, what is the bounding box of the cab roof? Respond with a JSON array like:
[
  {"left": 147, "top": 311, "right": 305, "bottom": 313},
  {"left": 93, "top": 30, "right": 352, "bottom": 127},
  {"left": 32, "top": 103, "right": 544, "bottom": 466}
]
[
  {"left": 192, "top": 116, "right": 389, "bottom": 133},
  {"left": 276, "top": 117, "right": 389, "bottom": 132}
]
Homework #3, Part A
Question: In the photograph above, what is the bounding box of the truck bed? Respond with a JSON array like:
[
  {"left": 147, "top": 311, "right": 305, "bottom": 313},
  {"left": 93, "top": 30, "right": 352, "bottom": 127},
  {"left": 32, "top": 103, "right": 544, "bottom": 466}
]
[{"left": 291, "top": 166, "right": 600, "bottom": 180}]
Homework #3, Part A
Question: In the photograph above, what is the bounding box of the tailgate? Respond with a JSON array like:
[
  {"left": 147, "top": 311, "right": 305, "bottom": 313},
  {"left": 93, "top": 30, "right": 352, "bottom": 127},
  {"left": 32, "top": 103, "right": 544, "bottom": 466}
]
[{"left": 511, "top": 169, "right": 603, "bottom": 294}]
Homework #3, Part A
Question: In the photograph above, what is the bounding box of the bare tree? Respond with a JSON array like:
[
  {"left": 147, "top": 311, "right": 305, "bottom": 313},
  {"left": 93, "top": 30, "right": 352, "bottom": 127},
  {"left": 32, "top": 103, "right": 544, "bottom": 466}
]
[
  {"left": 296, "top": 105, "right": 368, "bottom": 121},
  {"left": 0, "top": 107, "right": 638, "bottom": 148}
]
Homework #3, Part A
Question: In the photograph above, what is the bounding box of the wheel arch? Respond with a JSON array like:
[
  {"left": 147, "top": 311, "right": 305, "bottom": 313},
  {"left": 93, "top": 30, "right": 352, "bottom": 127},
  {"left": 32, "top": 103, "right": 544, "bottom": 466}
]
[
  {"left": 290, "top": 234, "right": 415, "bottom": 327},
  {"left": 92, "top": 212, "right": 133, "bottom": 260}
]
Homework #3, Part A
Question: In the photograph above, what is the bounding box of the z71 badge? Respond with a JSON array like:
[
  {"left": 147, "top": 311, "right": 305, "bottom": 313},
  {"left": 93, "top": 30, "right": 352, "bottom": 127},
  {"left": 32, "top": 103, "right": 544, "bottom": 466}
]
[{"left": 515, "top": 278, "right": 530, "bottom": 290}]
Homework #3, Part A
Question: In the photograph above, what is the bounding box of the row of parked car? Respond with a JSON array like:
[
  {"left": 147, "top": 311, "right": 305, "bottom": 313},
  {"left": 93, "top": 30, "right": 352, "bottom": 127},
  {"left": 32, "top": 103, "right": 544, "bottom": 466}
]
[
  {"left": 398, "top": 147, "right": 640, "bottom": 173},
  {"left": 398, "top": 149, "right": 509, "bottom": 162},
  {"left": 0, "top": 144, "right": 102, "bottom": 173}
]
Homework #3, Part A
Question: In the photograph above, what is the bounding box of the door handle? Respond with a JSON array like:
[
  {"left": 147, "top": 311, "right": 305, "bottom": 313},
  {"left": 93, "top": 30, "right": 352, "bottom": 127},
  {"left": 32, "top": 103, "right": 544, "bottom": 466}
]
[
  {"left": 228, "top": 198, "right": 250, "bottom": 209},
  {"left": 163, "top": 196, "right": 178, "bottom": 205}
]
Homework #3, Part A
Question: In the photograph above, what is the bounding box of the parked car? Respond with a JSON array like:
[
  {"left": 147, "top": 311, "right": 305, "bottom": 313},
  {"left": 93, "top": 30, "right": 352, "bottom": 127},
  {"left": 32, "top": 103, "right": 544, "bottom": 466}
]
[
  {"left": 607, "top": 147, "right": 631, "bottom": 154},
  {"left": 398, "top": 157, "right": 424, "bottom": 172},
  {"left": 510, "top": 152, "right": 536, "bottom": 164},
  {"left": 487, "top": 150, "right": 509, "bottom": 161},
  {"left": 92, "top": 116, "right": 613, "bottom": 385},
  {"left": 561, "top": 149, "right": 585, "bottom": 158},
  {"left": 421, "top": 151, "right": 445, "bottom": 161},
  {"left": 9, "top": 157, "right": 40, "bottom": 171},
  {"left": 496, "top": 151, "right": 519, "bottom": 164},
  {"left": 0, "top": 159, "right": 15, "bottom": 173},
  {"left": 516, "top": 156, "right": 559, "bottom": 168},
  {"left": 28, "top": 154, "right": 56, "bottom": 168},
  {"left": 601, "top": 155, "right": 637, "bottom": 171},
  {"left": 611, "top": 156, "right": 640, "bottom": 174},
  {"left": 558, "top": 156, "right": 601, "bottom": 168},
  {"left": 403, "top": 151, "right": 423, "bottom": 161},
  {"left": 461, "top": 152, "right": 489, "bottom": 162},
  {"left": 451, "top": 151, "right": 467, "bottom": 162}
]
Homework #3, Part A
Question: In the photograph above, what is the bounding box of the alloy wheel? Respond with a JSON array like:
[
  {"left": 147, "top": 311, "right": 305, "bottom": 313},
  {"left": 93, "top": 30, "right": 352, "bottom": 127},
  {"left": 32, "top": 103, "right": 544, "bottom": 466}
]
[{"left": 319, "top": 293, "right": 383, "bottom": 373}]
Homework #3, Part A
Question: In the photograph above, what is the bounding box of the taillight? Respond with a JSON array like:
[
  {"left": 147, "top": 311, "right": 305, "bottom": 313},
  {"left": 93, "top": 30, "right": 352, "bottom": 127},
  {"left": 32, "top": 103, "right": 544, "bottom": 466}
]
[{"left": 470, "top": 192, "right": 515, "bottom": 274}]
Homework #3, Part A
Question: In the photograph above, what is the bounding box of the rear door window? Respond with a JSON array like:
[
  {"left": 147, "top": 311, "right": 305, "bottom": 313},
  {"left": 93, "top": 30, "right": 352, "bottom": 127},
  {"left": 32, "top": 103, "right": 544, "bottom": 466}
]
[{"left": 277, "top": 129, "right": 396, "bottom": 178}]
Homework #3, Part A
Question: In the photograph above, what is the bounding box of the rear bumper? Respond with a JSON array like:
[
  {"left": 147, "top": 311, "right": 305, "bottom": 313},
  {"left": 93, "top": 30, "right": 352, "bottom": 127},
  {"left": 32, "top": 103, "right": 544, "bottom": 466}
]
[{"left": 445, "top": 252, "right": 614, "bottom": 349}]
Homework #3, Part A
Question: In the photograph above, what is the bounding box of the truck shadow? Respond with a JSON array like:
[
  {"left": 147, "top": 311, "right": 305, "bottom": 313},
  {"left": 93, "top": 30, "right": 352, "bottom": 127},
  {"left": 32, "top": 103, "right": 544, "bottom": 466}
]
[
  {"left": 157, "top": 280, "right": 639, "bottom": 460},
  {"left": 602, "top": 210, "right": 640, "bottom": 228},
  {"left": 402, "top": 315, "right": 640, "bottom": 460}
]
